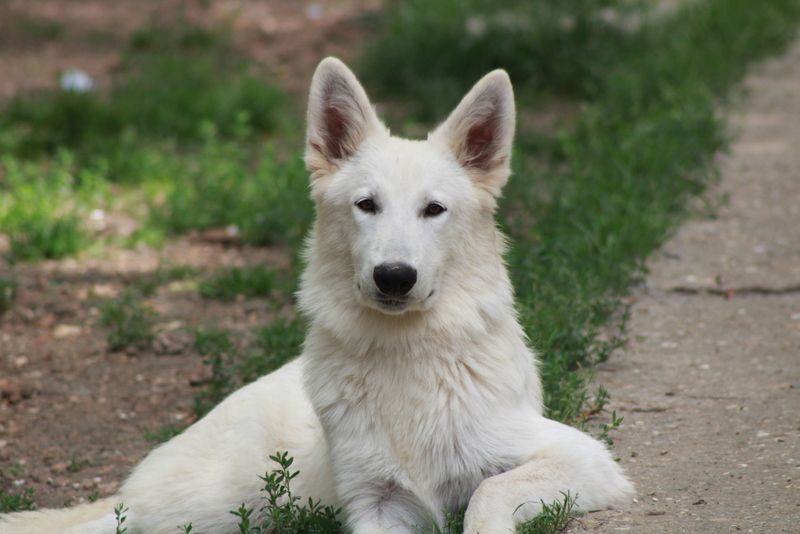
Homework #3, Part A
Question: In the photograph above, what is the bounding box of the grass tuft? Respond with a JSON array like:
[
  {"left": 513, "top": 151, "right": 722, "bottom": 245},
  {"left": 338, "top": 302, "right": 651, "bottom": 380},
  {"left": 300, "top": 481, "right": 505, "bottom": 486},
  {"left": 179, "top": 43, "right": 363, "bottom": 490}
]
[
  {"left": 98, "top": 293, "right": 158, "bottom": 352},
  {"left": 199, "top": 265, "right": 275, "bottom": 301},
  {"left": 0, "top": 465, "right": 36, "bottom": 513},
  {"left": 0, "top": 152, "right": 102, "bottom": 261},
  {"left": 516, "top": 492, "right": 578, "bottom": 534}
]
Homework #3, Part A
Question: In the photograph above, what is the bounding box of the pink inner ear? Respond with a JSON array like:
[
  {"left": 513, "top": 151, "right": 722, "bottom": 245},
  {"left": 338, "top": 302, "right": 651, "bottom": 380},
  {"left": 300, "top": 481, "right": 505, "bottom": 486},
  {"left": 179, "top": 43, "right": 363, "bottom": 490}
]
[
  {"left": 322, "top": 104, "right": 351, "bottom": 161},
  {"left": 464, "top": 116, "right": 500, "bottom": 170}
]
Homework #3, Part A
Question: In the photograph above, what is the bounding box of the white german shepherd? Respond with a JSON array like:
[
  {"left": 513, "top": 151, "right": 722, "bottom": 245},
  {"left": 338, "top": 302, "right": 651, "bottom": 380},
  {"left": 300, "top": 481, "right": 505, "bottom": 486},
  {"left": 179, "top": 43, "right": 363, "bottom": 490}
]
[{"left": 0, "top": 58, "right": 632, "bottom": 534}]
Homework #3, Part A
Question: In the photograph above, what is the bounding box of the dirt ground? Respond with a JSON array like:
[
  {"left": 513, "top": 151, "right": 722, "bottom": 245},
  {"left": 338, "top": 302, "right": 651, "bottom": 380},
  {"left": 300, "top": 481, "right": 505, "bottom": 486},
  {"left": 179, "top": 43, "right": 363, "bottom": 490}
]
[
  {"left": 568, "top": 39, "right": 800, "bottom": 533},
  {"left": 0, "top": 0, "right": 378, "bottom": 509}
]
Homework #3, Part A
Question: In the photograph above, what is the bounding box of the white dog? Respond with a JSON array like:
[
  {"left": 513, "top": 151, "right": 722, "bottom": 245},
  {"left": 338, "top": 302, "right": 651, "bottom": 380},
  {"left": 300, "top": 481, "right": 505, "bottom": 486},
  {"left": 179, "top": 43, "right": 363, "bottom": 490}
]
[{"left": 0, "top": 58, "right": 632, "bottom": 534}]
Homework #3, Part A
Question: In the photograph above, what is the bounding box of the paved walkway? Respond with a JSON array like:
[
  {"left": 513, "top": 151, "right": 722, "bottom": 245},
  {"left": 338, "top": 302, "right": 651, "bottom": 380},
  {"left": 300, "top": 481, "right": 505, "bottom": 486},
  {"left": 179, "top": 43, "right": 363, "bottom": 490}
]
[{"left": 568, "top": 40, "right": 800, "bottom": 533}]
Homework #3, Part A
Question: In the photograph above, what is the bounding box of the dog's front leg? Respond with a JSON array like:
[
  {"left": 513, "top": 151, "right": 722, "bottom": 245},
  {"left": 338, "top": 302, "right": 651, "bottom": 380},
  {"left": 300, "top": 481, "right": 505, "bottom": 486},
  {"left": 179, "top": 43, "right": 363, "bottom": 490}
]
[{"left": 462, "top": 417, "right": 633, "bottom": 534}]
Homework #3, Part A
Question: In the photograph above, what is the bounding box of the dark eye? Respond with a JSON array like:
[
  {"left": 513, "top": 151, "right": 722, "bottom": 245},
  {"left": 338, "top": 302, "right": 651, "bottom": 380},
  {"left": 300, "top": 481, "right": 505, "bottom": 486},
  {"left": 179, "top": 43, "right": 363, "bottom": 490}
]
[
  {"left": 355, "top": 198, "right": 377, "bottom": 213},
  {"left": 423, "top": 202, "right": 447, "bottom": 217}
]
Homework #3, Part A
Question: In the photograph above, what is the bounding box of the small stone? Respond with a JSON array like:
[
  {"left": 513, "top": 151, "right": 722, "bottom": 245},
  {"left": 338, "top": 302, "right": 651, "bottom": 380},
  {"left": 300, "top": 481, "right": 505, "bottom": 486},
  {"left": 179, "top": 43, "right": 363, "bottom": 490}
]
[
  {"left": 53, "top": 324, "right": 82, "bottom": 338},
  {"left": 51, "top": 462, "right": 68, "bottom": 474},
  {"left": 154, "top": 330, "right": 192, "bottom": 355}
]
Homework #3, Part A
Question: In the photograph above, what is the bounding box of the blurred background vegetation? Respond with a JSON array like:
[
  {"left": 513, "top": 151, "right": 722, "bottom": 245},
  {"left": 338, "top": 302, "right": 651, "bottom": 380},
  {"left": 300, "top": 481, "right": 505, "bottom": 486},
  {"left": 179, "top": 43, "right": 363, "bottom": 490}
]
[{"left": 1, "top": 0, "right": 799, "bottom": 528}]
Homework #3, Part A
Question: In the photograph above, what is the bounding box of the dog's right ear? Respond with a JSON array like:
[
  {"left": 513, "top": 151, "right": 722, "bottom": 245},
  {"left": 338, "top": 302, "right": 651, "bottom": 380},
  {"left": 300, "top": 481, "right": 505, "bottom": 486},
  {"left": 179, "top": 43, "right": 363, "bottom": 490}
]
[{"left": 305, "top": 57, "right": 385, "bottom": 180}]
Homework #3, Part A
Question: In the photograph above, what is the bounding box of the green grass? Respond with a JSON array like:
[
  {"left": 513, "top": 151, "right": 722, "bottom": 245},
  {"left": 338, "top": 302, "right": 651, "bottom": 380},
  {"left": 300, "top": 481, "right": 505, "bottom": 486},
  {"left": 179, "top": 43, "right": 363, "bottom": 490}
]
[
  {"left": 0, "top": 467, "right": 36, "bottom": 513},
  {"left": 147, "top": 134, "right": 312, "bottom": 248},
  {"left": 98, "top": 293, "right": 158, "bottom": 352},
  {"left": 362, "top": 0, "right": 800, "bottom": 434},
  {"left": 362, "top": 0, "right": 639, "bottom": 120},
  {"left": 1, "top": 23, "right": 286, "bottom": 158},
  {"left": 503, "top": 0, "right": 800, "bottom": 428},
  {"left": 199, "top": 265, "right": 275, "bottom": 300},
  {"left": 0, "top": 151, "right": 105, "bottom": 262},
  {"left": 0, "top": 486, "right": 36, "bottom": 514},
  {"left": 516, "top": 493, "right": 577, "bottom": 534},
  {"left": 0, "top": 20, "right": 307, "bottom": 263}
]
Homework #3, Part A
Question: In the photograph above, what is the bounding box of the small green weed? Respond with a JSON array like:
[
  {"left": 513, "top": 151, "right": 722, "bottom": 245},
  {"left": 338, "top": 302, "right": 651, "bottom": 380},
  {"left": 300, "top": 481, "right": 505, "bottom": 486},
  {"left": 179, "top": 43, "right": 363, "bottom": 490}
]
[
  {"left": 98, "top": 293, "right": 158, "bottom": 351},
  {"left": 199, "top": 265, "right": 275, "bottom": 301},
  {"left": 0, "top": 466, "right": 36, "bottom": 513},
  {"left": 231, "top": 451, "right": 342, "bottom": 534},
  {"left": 0, "top": 481, "right": 36, "bottom": 513},
  {"left": 0, "top": 278, "right": 16, "bottom": 315},
  {"left": 516, "top": 492, "right": 578, "bottom": 534},
  {"left": 66, "top": 457, "right": 91, "bottom": 473},
  {"left": 596, "top": 410, "right": 624, "bottom": 447},
  {"left": 114, "top": 503, "right": 129, "bottom": 534}
]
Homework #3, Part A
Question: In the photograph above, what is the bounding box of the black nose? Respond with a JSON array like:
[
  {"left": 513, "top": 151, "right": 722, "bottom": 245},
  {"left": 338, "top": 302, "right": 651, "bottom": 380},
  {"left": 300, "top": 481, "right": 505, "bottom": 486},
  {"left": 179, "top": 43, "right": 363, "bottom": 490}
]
[{"left": 373, "top": 262, "right": 417, "bottom": 297}]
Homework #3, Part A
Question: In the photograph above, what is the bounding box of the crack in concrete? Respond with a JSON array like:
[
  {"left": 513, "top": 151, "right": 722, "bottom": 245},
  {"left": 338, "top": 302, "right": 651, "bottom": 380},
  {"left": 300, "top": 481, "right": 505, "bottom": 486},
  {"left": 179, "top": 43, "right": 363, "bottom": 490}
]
[{"left": 667, "top": 284, "right": 800, "bottom": 297}]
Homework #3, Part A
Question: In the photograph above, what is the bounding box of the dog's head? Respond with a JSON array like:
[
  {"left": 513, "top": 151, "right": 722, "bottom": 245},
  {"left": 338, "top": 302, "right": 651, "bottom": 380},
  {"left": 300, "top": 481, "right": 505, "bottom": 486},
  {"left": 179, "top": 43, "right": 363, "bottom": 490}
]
[{"left": 303, "top": 58, "right": 515, "bottom": 316}]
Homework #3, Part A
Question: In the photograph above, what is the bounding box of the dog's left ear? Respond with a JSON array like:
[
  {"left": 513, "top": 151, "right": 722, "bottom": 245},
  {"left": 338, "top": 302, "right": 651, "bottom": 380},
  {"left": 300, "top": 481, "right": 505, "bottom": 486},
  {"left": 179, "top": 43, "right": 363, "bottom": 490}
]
[
  {"left": 430, "top": 70, "right": 515, "bottom": 197},
  {"left": 305, "top": 57, "right": 386, "bottom": 180}
]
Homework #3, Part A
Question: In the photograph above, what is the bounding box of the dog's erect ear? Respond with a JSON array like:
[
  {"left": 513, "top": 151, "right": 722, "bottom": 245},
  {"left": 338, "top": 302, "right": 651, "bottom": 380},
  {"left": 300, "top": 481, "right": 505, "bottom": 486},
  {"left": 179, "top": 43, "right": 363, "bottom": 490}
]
[
  {"left": 430, "top": 70, "right": 515, "bottom": 197},
  {"left": 305, "top": 57, "right": 385, "bottom": 179}
]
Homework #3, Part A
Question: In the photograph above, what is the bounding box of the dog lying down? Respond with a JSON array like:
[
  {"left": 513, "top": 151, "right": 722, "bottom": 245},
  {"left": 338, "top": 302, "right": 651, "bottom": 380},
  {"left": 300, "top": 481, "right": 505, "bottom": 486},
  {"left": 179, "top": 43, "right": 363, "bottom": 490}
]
[{"left": 0, "top": 58, "right": 633, "bottom": 534}]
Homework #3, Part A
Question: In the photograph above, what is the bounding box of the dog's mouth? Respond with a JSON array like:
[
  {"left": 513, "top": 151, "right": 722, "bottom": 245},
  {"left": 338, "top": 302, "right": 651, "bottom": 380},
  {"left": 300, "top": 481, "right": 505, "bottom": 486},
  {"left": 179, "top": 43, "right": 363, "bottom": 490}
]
[
  {"left": 375, "top": 296, "right": 409, "bottom": 313},
  {"left": 370, "top": 290, "right": 435, "bottom": 315}
]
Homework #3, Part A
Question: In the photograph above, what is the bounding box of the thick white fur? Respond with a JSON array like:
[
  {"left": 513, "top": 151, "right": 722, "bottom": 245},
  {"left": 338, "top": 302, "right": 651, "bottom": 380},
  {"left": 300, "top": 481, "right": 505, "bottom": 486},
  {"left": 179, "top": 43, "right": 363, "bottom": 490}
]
[{"left": 0, "top": 58, "right": 632, "bottom": 534}]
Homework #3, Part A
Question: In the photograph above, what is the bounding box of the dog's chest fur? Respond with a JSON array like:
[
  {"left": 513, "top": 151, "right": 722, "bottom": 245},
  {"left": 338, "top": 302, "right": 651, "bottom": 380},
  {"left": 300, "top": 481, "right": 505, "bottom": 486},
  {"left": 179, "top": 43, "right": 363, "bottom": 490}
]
[{"left": 303, "top": 325, "right": 539, "bottom": 512}]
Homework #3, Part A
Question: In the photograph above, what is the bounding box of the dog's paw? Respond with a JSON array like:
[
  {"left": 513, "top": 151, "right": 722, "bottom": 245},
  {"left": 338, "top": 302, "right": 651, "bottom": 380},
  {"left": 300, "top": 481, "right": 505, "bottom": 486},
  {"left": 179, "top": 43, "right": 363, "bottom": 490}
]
[{"left": 462, "top": 478, "right": 518, "bottom": 534}]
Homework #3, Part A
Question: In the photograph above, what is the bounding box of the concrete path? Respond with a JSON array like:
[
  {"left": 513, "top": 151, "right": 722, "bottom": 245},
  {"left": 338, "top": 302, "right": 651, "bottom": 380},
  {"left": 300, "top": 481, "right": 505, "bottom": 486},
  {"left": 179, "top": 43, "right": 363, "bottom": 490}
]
[{"left": 568, "top": 40, "right": 800, "bottom": 532}]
